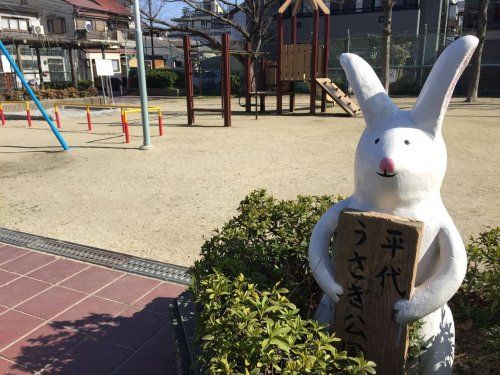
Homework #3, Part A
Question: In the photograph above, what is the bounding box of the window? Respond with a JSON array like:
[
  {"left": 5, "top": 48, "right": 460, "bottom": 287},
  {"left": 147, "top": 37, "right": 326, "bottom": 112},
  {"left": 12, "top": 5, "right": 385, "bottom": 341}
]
[
  {"left": 47, "top": 18, "right": 66, "bottom": 34},
  {"left": 112, "top": 60, "right": 120, "bottom": 73},
  {"left": 9, "top": 19, "right": 18, "bottom": 29},
  {"left": 18, "top": 19, "right": 28, "bottom": 30},
  {"left": 1, "top": 17, "right": 30, "bottom": 32},
  {"left": 94, "top": 20, "right": 106, "bottom": 31}
]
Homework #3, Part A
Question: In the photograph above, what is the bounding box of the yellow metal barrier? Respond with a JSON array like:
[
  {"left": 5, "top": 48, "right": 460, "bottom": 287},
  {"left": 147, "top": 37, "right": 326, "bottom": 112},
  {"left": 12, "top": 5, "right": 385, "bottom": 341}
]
[
  {"left": 53, "top": 102, "right": 164, "bottom": 144},
  {"left": 0, "top": 101, "right": 33, "bottom": 127}
]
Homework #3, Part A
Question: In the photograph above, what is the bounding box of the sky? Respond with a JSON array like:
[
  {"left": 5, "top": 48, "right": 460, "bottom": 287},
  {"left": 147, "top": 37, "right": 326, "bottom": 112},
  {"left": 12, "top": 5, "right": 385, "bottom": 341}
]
[
  {"left": 161, "top": 3, "right": 184, "bottom": 20},
  {"left": 151, "top": 0, "right": 241, "bottom": 22}
]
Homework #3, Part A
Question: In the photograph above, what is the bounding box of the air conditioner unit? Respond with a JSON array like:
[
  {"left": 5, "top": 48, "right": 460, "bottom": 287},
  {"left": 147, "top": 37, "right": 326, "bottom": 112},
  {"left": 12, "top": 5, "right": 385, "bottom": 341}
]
[{"left": 33, "top": 25, "right": 45, "bottom": 35}]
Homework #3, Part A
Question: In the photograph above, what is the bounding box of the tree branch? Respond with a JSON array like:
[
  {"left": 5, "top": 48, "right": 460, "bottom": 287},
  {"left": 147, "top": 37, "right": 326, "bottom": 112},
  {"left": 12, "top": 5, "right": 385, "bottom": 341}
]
[
  {"left": 182, "top": 0, "right": 250, "bottom": 39},
  {"left": 150, "top": 16, "right": 222, "bottom": 50}
]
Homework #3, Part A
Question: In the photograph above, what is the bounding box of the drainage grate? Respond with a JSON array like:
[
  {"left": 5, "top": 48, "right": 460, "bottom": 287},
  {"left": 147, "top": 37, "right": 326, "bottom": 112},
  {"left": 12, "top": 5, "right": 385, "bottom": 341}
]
[{"left": 0, "top": 227, "right": 191, "bottom": 285}]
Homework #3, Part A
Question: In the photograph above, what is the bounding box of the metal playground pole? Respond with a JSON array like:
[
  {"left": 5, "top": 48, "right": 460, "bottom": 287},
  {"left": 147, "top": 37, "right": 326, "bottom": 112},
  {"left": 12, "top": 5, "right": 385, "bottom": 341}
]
[
  {"left": 133, "top": 0, "right": 152, "bottom": 149},
  {"left": 0, "top": 40, "right": 69, "bottom": 151}
]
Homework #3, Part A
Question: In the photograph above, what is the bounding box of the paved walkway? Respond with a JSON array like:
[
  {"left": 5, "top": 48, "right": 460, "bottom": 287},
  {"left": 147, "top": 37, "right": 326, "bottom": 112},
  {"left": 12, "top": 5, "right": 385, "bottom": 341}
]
[{"left": 0, "top": 243, "right": 186, "bottom": 374}]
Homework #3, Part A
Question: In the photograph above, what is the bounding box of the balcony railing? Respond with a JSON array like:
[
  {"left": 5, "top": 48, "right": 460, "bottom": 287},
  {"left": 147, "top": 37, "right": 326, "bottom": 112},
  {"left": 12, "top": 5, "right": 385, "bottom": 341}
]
[{"left": 76, "top": 29, "right": 120, "bottom": 41}]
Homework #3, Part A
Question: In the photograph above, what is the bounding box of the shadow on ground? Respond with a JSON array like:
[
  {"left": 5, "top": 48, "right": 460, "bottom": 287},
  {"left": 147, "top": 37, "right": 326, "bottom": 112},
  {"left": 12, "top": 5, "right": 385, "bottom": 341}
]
[{"left": 8, "top": 297, "right": 185, "bottom": 374}]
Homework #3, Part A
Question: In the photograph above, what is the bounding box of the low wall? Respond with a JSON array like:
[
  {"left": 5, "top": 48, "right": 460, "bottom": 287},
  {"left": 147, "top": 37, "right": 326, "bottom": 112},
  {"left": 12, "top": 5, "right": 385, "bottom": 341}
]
[
  {"left": 126, "top": 88, "right": 180, "bottom": 97},
  {"left": 1, "top": 97, "right": 103, "bottom": 113}
]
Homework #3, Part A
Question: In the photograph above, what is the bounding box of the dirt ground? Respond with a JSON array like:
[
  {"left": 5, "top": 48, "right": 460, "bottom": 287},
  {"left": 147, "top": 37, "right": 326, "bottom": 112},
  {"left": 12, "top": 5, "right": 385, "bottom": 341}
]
[{"left": 0, "top": 95, "right": 498, "bottom": 267}]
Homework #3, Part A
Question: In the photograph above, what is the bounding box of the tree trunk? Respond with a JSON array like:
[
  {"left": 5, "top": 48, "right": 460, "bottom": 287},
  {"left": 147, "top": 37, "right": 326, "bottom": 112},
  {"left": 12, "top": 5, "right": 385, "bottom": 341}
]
[
  {"left": 466, "top": 0, "right": 490, "bottom": 102},
  {"left": 381, "top": 0, "right": 394, "bottom": 93},
  {"left": 148, "top": 0, "right": 156, "bottom": 69}
]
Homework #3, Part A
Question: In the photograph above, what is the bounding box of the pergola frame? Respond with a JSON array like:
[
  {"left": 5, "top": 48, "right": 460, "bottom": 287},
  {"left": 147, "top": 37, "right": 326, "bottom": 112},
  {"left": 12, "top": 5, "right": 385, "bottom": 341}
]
[
  {"left": 277, "top": 0, "right": 330, "bottom": 114},
  {"left": 1, "top": 35, "right": 123, "bottom": 90}
]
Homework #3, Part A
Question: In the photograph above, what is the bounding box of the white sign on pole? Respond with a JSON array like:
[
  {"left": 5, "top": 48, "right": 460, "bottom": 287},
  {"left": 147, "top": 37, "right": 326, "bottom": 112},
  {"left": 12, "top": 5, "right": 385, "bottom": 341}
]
[
  {"left": 95, "top": 59, "right": 114, "bottom": 76},
  {"left": 389, "top": 68, "right": 398, "bottom": 83},
  {"left": 1, "top": 55, "right": 12, "bottom": 72}
]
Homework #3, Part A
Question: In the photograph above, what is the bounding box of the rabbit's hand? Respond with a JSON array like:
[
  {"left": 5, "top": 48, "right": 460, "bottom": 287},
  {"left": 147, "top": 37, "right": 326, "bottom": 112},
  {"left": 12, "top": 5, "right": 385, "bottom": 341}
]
[
  {"left": 309, "top": 199, "right": 351, "bottom": 304},
  {"left": 327, "top": 282, "right": 344, "bottom": 304},
  {"left": 394, "top": 299, "right": 419, "bottom": 325},
  {"left": 394, "top": 225, "right": 466, "bottom": 324}
]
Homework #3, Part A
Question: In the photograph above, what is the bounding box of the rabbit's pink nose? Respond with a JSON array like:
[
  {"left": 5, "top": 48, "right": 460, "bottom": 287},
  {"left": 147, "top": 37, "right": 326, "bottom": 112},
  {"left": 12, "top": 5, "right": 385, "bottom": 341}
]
[{"left": 379, "top": 157, "right": 395, "bottom": 172}]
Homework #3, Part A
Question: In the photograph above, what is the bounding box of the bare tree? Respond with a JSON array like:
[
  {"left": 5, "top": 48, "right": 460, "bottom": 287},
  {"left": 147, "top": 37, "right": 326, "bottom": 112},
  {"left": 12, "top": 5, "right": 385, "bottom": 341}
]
[
  {"left": 466, "top": 0, "right": 490, "bottom": 102},
  {"left": 140, "top": 0, "right": 167, "bottom": 69},
  {"left": 146, "top": 0, "right": 276, "bottom": 54},
  {"left": 381, "top": 0, "right": 395, "bottom": 93}
]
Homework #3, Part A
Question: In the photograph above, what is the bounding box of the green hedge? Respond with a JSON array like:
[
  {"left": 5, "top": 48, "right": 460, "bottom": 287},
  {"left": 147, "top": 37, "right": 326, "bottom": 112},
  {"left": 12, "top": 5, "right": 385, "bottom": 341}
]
[
  {"left": 191, "top": 190, "right": 343, "bottom": 318},
  {"left": 145, "top": 69, "right": 177, "bottom": 89},
  {"left": 41, "top": 80, "right": 94, "bottom": 90},
  {"left": 195, "top": 272, "right": 376, "bottom": 374},
  {"left": 191, "top": 191, "right": 378, "bottom": 374}
]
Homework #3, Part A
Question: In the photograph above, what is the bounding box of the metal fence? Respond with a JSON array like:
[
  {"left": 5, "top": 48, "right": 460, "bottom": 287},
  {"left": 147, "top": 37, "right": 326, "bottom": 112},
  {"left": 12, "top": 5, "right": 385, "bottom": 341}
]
[
  {"left": 247, "top": 32, "right": 500, "bottom": 96},
  {"left": 328, "top": 31, "right": 500, "bottom": 96}
]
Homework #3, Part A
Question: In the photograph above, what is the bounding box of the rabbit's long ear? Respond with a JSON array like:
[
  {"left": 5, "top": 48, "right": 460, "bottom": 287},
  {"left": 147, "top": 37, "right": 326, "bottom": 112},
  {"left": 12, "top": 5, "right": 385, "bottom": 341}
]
[
  {"left": 340, "top": 53, "right": 398, "bottom": 126},
  {"left": 411, "top": 35, "right": 478, "bottom": 136}
]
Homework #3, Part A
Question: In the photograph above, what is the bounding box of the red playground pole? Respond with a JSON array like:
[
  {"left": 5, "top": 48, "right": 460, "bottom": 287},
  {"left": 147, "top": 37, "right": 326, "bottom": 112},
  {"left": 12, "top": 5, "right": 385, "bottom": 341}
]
[
  {"left": 158, "top": 110, "right": 164, "bottom": 136},
  {"left": 290, "top": 14, "right": 297, "bottom": 112},
  {"left": 183, "top": 35, "right": 194, "bottom": 125},
  {"left": 311, "top": 9, "right": 319, "bottom": 114},
  {"left": 222, "top": 33, "right": 231, "bottom": 127},
  {"left": 26, "top": 109, "right": 32, "bottom": 127},
  {"left": 321, "top": 12, "right": 331, "bottom": 113},
  {"left": 54, "top": 105, "right": 62, "bottom": 129},
  {"left": 276, "top": 13, "right": 283, "bottom": 114},
  {"left": 245, "top": 41, "right": 252, "bottom": 113},
  {"left": 123, "top": 112, "right": 130, "bottom": 143},
  {"left": 120, "top": 110, "right": 126, "bottom": 133},
  {"left": 0, "top": 105, "right": 5, "bottom": 125},
  {"left": 86, "top": 106, "right": 93, "bottom": 131}
]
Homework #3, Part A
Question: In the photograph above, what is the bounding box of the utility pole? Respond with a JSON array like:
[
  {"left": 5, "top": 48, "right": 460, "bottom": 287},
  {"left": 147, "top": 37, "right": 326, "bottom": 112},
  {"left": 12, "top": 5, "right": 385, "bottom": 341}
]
[
  {"left": 148, "top": 0, "right": 156, "bottom": 69},
  {"left": 134, "top": 0, "right": 152, "bottom": 149}
]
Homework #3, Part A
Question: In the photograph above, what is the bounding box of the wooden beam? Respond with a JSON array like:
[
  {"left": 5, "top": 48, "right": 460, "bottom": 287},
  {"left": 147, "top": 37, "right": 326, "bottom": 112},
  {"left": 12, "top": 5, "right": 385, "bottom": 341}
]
[
  {"left": 316, "top": 0, "right": 330, "bottom": 14},
  {"left": 310, "top": 9, "right": 319, "bottom": 114},
  {"left": 276, "top": 13, "right": 283, "bottom": 114},
  {"left": 290, "top": 14, "right": 297, "bottom": 112},
  {"left": 278, "top": 0, "right": 294, "bottom": 14},
  {"left": 245, "top": 41, "right": 252, "bottom": 113},
  {"left": 321, "top": 12, "right": 330, "bottom": 112},
  {"left": 309, "top": 0, "right": 319, "bottom": 11},
  {"left": 292, "top": 0, "right": 303, "bottom": 16}
]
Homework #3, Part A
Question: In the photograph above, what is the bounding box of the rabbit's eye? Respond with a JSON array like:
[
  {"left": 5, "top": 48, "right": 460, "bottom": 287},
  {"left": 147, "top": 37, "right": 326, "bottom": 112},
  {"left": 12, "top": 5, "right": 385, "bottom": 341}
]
[
  {"left": 375, "top": 138, "right": 380, "bottom": 144},
  {"left": 404, "top": 140, "right": 411, "bottom": 145}
]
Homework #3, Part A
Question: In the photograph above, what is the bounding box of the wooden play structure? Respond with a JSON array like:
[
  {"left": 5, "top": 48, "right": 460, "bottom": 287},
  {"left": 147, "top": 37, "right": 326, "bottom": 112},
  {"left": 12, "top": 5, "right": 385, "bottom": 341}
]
[
  {"left": 249, "top": 0, "right": 360, "bottom": 116},
  {"left": 182, "top": 0, "right": 360, "bottom": 124},
  {"left": 183, "top": 34, "right": 232, "bottom": 127}
]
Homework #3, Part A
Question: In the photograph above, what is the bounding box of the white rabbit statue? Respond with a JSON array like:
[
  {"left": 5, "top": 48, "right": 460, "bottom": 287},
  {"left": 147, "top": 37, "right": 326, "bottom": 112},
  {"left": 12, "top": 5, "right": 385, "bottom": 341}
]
[{"left": 309, "top": 35, "right": 478, "bottom": 374}]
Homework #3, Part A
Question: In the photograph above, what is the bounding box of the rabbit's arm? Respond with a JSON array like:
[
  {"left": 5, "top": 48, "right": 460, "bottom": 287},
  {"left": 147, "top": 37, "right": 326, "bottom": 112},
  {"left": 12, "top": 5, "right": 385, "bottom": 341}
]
[
  {"left": 309, "top": 198, "right": 351, "bottom": 303},
  {"left": 394, "top": 223, "right": 466, "bottom": 324}
]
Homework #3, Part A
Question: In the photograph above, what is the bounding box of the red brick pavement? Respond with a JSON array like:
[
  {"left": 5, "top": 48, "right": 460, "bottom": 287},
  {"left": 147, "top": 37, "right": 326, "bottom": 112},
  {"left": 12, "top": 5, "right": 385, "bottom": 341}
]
[{"left": 0, "top": 243, "right": 186, "bottom": 374}]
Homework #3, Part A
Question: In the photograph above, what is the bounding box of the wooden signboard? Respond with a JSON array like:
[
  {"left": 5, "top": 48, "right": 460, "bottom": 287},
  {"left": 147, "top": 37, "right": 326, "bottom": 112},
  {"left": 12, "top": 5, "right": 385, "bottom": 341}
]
[{"left": 332, "top": 210, "right": 423, "bottom": 374}]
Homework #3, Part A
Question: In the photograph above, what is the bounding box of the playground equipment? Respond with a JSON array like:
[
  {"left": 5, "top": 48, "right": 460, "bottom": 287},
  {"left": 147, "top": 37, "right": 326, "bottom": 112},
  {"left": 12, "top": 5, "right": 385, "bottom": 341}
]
[
  {"left": 269, "top": 0, "right": 359, "bottom": 116},
  {"left": 122, "top": 107, "right": 163, "bottom": 143},
  {"left": 183, "top": 34, "right": 232, "bottom": 127},
  {"left": 53, "top": 103, "right": 163, "bottom": 144},
  {"left": 315, "top": 78, "right": 360, "bottom": 116},
  {"left": 0, "top": 40, "right": 69, "bottom": 150},
  {"left": 0, "top": 101, "right": 34, "bottom": 127}
]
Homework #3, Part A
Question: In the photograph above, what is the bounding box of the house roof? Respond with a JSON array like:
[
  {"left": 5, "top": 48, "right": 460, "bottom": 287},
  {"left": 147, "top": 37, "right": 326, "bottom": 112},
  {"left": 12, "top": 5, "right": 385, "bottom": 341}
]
[{"left": 64, "top": 0, "right": 131, "bottom": 16}]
